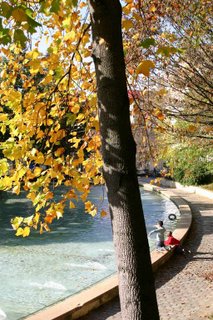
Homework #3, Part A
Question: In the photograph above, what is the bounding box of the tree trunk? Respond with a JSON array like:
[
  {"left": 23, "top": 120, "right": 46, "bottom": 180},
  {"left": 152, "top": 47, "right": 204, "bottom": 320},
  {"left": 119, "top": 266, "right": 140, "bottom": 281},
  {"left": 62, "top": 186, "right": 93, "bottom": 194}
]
[{"left": 88, "top": 1, "right": 159, "bottom": 319}]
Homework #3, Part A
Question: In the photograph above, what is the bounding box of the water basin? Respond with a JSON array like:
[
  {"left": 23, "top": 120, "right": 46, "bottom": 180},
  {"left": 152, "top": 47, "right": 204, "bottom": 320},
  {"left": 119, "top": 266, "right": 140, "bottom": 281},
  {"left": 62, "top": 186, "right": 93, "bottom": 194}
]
[{"left": 0, "top": 186, "right": 179, "bottom": 319}]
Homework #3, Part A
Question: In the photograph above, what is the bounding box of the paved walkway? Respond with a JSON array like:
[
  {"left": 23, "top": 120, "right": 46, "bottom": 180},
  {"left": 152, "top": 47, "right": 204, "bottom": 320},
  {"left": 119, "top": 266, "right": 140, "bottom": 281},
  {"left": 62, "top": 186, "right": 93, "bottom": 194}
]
[{"left": 80, "top": 188, "right": 213, "bottom": 320}]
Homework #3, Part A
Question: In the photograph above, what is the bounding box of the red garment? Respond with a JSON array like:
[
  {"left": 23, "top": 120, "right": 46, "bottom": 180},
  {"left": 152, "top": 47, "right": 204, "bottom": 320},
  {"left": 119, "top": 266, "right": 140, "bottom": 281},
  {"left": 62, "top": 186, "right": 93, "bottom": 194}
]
[{"left": 164, "top": 235, "right": 180, "bottom": 246}]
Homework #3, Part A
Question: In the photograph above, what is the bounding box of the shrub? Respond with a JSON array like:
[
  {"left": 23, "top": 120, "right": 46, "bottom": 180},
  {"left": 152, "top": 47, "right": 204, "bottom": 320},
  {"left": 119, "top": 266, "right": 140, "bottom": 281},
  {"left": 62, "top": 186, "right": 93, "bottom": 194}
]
[{"left": 171, "top": 146, "right": 213, "bottom": 186}]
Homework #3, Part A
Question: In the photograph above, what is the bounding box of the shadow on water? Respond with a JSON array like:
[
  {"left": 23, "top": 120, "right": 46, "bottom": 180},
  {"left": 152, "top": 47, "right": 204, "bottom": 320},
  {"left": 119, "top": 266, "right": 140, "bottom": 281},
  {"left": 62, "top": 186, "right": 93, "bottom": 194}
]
[
  {"left": 0, "top": 186, "right": 179, "bottom": 247},
  {"left": 0, "top": 185, "right": 112, "bottom": 246}
]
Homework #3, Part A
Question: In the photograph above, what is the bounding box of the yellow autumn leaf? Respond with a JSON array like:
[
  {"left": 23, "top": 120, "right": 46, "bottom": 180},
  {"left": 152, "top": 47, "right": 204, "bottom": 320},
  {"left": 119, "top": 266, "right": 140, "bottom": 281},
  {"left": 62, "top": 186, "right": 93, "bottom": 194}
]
[
  {"left": 93, "top": 175, "right": 101, "bottom": 185},
  {"left": 40, "top": 223, "right": 44, "bottom": 234},
  {"left": 123, "top": 3, "right": 133, "bottom": 14},
  {"left": 69, "top": 201, "right": 76, "bottom": 208},
  {"left": 100, "top": 210, "right": 108, "bottom": 218},
  {"left": 64, "top": 30, "right": 76, "bottom": 42},
  {"left": 64, "top": 180, "right": 72, "bottom": 186},
  {"left": 89, "top": 208, "right": 97, "bottom": 217},
  {"left": 76, "top": 113, "right": 85, "bottom": 121},
  {"left": 154, "top": 109, "right": 165, "bottom": 121},
  {"left": 150, "top": 4, "right": 156, "bottom": 12},
  {"left": 157, "top": 88, "right": 168, "bottom": 96},
  {"left": 44, "top": 157, "right": 52, "bottom": 166},
  {"left": 54, "top": 147, "right": 65, "bottom": 157},
  {"left": 0, "top": 176, "right": 12, "bottom": 190},
  {"left": 26, "top": 50, "right": 39, "bottom": 60},
  {"left": 33, "top": 212, "right": 40, "bottom": 226},
  {"left": 34, "top": 167, "right": 42, "bottom": 177},
  {"left": 85, "top": 201, "right": 93, "bottom": 212},
  {"left": 36, "top": 152, "right": 45, "bottom": 164},
  {"left": 89, "top": 117, "right": 100, "bottom": 131},
  {"left": 0, "top": 159, "right": 9, "bottom": 175},
  {"left": 0, "top": 114, "right": 8, "bottom": 122},
  {"left": 40, "top": 222, "right": 50, "bottom": 232},
  {"left": 27, "top": 191, "right": 36, "bottom": 201},
  {"left": 62, "top": 16, "right": 71, "bottom": 28},
  {"left": 12, "top": 8, "right": 28, "bottom": 22},
  {"left": 45, "top": 191, "right": 54, "bottom": 200},
  {"left": 56, "top": 211, "right": 63, "bottom": 219},
  {"left": 82, "top": 82, "right": 92, "bottom": 90},
  {"left": 7, "top": 89, "right": 22, "bottom": 103},
  {"left": 136, "top": 60, "right": 155, "bottom": 77},
  {"left": 47, "top": 118, "right": 53, "bottom": 126},
  {"left": 77, "top": 148, "right": 84, "bottom": 160},
  {"left": 50, "top": 129, "right": 66, "bottom": 143},
  {"left": 23, "top": 215, "right": 34, "bottom": 226},
  {"left": 88, "top": 96, "right": 97, "bottom": 108},
  {"left": 44, "top": 223, "right": 51, "bottom": 232},
  {"left": 45, "top": 215, "right": 54, "bottom": 224},
  {"left": 71, "top": 104, "right": 80, "bottom": 114},
  {"left": 11, "top": 216, "right": 24, "bottom": 230},
  {"left": 23, "top": 227, "right": 30, "bottom": 237},
  {"left": 12, "top": 184, "right": 20, "bottom": 195},
  {"left": 36, "top": 130, "right": 45, "bottom": 139},
  {"left": 123, "top": 19, "right": 133, "bottom": 30},
  {"left": 81, "top": 192, "right": 89, "bottom": 202},
  {"left": 69, "top": 137, "right": 81, "bottom": 148},
  {"left": 16, "top": 227, "right": 24, "bottom": 236},
  {"left": 40, "top": 74, "right": 52, "bottom": 85},
  {"left": 187, "top": 125, "right": 197, "bottom": 133},
  {"left": 28, "top": 59, "right": 41, "bottom": 74}
]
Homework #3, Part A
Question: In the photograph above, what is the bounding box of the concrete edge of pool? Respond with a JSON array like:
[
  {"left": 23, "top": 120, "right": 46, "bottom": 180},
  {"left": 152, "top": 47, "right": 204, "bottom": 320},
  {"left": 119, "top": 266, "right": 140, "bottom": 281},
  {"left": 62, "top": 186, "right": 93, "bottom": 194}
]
[{"left": 24, "top": 185, "right": 192, "bottom": 320}]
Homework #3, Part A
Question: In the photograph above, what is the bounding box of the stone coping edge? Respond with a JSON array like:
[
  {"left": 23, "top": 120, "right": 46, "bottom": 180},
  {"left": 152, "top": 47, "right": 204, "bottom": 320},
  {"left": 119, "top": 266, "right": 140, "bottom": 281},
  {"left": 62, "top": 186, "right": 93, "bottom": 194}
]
[
  {"left": 159, "top": 178, "right": 213, "bottom": 199},
  {"left": 24, "top": 185, "right": 192, "bottom": 320},
  {"left": 142, "top": 183, "right": 192, "bottom": 272}
]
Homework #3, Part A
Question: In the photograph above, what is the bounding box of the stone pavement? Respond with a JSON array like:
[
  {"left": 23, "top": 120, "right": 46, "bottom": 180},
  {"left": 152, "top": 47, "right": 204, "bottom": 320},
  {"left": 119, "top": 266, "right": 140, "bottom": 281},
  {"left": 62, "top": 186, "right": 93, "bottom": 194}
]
[{"left": 80, "top": 189, "right": 213, "bottom": 320}]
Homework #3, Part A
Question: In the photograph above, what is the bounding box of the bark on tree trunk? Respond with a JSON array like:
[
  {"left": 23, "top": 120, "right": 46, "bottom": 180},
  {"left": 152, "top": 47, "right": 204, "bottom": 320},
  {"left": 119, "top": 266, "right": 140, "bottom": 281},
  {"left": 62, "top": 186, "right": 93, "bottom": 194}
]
[{"left": 88, "top": 1, "right": 159, "bottom": 319}]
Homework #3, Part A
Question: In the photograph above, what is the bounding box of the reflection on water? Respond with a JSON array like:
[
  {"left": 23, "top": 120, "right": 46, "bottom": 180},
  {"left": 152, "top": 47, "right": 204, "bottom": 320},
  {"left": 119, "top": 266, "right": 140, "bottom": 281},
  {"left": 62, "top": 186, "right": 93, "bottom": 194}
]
[{"left": 0, "top": 186, "right": 179, "bottom": 320}]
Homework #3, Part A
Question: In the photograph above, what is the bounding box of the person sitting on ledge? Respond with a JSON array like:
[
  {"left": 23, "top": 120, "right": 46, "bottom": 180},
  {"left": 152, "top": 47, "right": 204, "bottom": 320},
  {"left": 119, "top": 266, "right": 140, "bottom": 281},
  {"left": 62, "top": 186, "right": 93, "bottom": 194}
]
[
  {"left": 164, "top": 231, "right": 191, "bottom": 256},
  {"left": 148, "top": 220, "right": 167, "bottom": 252}
]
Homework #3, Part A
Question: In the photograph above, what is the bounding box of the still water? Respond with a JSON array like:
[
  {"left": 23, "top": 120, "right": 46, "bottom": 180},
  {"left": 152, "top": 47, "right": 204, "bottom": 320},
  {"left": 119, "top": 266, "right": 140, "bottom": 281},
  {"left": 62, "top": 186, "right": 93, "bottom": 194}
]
[{"left": 0, "top": 186, "right": 179, "bottom": 320}]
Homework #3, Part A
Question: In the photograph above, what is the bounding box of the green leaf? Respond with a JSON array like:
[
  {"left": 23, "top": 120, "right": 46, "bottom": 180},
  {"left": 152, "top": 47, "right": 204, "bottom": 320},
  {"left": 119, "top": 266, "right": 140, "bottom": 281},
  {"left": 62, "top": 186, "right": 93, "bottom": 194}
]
[
  {"left": 9, "top": 5, "right": 41, "bottom": 34},
  {"left": 0, "top": 28, "right": 11, "bottom": 45},
  {"left": 141, "top": 38, "right": 156, "bottom": 48},
  {"left": 27, "top": 16, "right": 42, "bottom": 29},
  {"left": 50, "top": 0, "right": 61, "bottom": 13},
  {"left": 0, "top": 2, "right": 13, "bottom": 19},
  {"left": 39, "top": 2, "right": 46, "bottom": 13},
  {"left": 66, "top": 114, "right": 76, "bottom": 126},
  {"left": 25, "top": 8, "right": 34, "bottom": 19},
  {"left": 55, "top": 65, "right": 63, "bottom": 79},
  {"left": 14, "top": 29, "right": 27, "bottom": 46},
  {"left": 66, "top": 0, "right": 78, "bottom": 7},
  {"left": 24, "top": 16, "right": 42, "bottom": 34},
  {"left": 157, "top": 46, "right": 178, "bottom": 57},
  {"left": 72, "top": 0, "right": 78, "bottom": 6}
]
